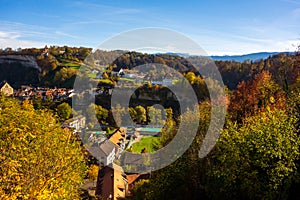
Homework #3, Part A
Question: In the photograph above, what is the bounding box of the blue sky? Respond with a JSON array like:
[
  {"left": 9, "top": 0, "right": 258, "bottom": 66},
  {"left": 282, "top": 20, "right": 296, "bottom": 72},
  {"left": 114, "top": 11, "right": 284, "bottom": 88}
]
[{"left": 0, "top": 0, "right": 299, "bottom": 55}]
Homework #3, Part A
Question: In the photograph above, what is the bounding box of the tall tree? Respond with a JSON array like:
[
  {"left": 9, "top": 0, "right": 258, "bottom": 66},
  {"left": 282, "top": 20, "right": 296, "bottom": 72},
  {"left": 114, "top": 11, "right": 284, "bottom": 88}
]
[
  {"left": 134, "top": 106, "right": 147, "bottom": 124},
  {"left": 230, "top": 71, "right": 285, "bottom": 122},
  {"left": 0, "top": 97, "right": 86, "bottom": 199},
  {"left": 208, "top": 108, "right": 300, "bottom": 199},
  {"left": 56, "top": 102, "right": 72, "bottom": 122}
]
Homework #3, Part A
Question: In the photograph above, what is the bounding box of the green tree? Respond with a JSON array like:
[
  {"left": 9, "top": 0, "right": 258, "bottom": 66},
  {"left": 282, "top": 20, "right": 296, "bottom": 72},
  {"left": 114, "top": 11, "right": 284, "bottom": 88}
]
[
  {"left": 134, "top": 106, "right": 147, "bottom": 124},
  {"left": 208, "top": 108, "right": 300, "bottom": 199},
  {"left": 86, "top": 104, "right": 108, "bottom": 127},
  {"left": 56, "top": 102, "right": 72, "bottom": 121},
  {"left": 148, "top": 106, "right": 163, "bottom": 126},
  {"left": 95, "top": 104, "right": 109, "bottom": 126},
  {"left": 130, "top": 180, "right": 151, "bottom": 200},
  {"left": 129, "top": 107, "right": 137, "bottom": 123},
  {"left": 53, "top": 67, "right": 77, "bottom": 87},
  {"left": 0, "top": 97, "right": 86, "bottom": 199}
]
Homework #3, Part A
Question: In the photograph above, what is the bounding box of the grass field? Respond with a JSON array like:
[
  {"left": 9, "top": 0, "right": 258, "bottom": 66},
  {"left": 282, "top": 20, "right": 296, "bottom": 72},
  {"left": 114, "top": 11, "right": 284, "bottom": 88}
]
[
  {"left": 131, "top": 136, "right": 161, "bottom": 153},
  {"left": 98, "top": 79, "right": 113, "bottom": 84},
  {"left": 119, "top": 77, "right": 135, "bottom": 82},
  {"left": 60, "top": 60, "right": 81, "bottom": 70}
]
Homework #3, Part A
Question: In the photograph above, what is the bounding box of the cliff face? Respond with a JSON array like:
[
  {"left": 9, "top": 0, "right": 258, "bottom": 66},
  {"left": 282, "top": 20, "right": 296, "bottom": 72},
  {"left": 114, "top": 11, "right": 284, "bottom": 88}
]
[
  {"left": 0, "top": 55, "right": 41, "bottom": 88},
  {"left": 0, "top": 55, "right": 41, "bottom": 72}
]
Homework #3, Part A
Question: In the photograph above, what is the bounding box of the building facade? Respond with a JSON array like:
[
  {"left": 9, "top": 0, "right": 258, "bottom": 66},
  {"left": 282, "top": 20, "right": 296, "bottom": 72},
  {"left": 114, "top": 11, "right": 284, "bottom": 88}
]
[{"left": 0, "top": 81, "right": 14, "bottom": 96}]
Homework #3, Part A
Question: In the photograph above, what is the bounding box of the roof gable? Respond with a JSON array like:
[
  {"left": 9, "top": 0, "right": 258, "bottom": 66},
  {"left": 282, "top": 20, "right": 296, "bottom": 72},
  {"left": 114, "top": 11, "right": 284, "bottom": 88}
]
[{"left": 99, "top": 140, "right": 116, "bottom": 156}]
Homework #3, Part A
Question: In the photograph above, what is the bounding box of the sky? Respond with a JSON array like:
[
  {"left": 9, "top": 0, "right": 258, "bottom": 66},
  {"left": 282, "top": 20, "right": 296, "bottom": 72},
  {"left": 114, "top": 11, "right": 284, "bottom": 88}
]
[{"left": 0, "top": 0, "right": 300, "bottom": 55}]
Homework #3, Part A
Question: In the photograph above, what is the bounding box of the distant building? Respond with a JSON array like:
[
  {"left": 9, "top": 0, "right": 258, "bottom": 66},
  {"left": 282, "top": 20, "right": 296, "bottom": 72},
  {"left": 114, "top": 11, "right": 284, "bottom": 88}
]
[
  {"left": 62, "top": 115, "right": 86, "bottom": 133},
  {"left": 151, "top": 80, "right": 163, "bottom": 85},
  {"left": 118, "top": 68, "right": 125, "bottom": 76},
  {"left": 109, "top": 128, "right": 127, "bottom": 159},
  {"left": 0, "top": 81, "right": 14, "bottom": 96},
  {"left": 88, "top": 131, "right": 107, "bottom": 143},
  {"left": 162, "top": 77, "right": 173, "bottom": 86},
  {"left": 42, "top": 45, "right": 49, "bottom": 56}
]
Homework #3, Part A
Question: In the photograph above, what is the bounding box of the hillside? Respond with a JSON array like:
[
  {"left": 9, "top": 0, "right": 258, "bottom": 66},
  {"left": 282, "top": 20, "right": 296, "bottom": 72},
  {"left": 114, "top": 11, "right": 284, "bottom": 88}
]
[{"left": 0, "top": 47, "right": 298, "bottom": 91}]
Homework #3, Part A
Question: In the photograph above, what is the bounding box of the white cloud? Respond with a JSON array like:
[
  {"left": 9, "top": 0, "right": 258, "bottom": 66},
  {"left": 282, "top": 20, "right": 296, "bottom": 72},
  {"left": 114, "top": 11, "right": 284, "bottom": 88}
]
[
  {"left": 0, "top": 20, "right": 85, "bottom": 49},
  {"left": 0, "top": 38, "right": 44, "bottom": 49},
  {"left": 0, "top": 29, "right": 45, "bottom": 49},
  {"left": 205, "top": 39, "right": 299, "bottom": 56},
  {"left": 0, "top": 31, "right": 21, "bottom": 39}
]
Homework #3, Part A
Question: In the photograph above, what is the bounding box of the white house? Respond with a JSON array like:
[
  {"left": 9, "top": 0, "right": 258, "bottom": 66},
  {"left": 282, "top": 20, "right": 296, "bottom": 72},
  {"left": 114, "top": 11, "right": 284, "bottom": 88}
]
[
  {"left": 98, "top": 140, "right": 116, "bottom": 166},
  {"left": 62, "top": 115, "right": 86, "bottom": 133}
]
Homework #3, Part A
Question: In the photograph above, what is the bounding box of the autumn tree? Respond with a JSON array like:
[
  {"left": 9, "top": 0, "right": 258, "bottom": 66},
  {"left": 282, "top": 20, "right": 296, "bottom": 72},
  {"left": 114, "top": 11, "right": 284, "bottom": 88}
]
[
  {"left": 207, "top": 108, "right": 300, "bottom": 199},
  {"left": 0, "top": 96, "right": 86, "bottom": 199},
  {"left": 229, "top": 71, "right": 285, "bottom": 122}
]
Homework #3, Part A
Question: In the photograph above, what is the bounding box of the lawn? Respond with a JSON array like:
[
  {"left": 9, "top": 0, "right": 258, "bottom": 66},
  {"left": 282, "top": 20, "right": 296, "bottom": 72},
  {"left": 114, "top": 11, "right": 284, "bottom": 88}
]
[
  {"left": 98, "top": 79, "right": 113, "bottom": 84},
  {"left": 131, "top": 136, "right": 161, "bottom": 153},
  {"left": 60, "top": 60, "right": 81, "bottom": 70},
  {"left": 119, "top": 77, "right": 135, "bottom": 82}
]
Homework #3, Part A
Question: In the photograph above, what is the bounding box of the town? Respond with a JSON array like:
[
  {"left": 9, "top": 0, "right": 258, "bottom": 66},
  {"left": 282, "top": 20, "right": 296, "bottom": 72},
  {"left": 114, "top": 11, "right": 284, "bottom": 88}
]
[{"left": 1, "top": 79, "right": 164, "bottom": 199}]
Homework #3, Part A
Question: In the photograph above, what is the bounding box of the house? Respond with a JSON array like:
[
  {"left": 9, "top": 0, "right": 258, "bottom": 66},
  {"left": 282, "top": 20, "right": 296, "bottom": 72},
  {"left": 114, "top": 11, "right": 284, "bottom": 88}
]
[
  {"left": 109, "top": 128, "right": 127, "bottom": 158},
  {"left": 87, "top": 131, "right": 107, "bottom": 143},
  {"left": 62, "top": 115, "right": 86, "bottom": 133},
  {"left": 118, "top": 68, "right": 125, "bottom": 76},
  {"left": 98, "top": 140, "right": 116, "bottom": 166},
  {"left": 95, "top": 160, "right": 151, "bottom": 199},
  {"left": 42, "top": 45, "right": 49, "bottom": 56},
  {"left": 162, "top": 76, "right": 173, "bottom": 86},
  {"left": 89, "top": 139, "right": 116, "bottom": 166},
  {"left": 0, "top": 81, "right": 14, "bottom": 96},
  {"left": 95, "top": 163, "right": 127, "bottom": 200},
  {"left": 150, "top": 75, "right": 173, "bottom": 87}
]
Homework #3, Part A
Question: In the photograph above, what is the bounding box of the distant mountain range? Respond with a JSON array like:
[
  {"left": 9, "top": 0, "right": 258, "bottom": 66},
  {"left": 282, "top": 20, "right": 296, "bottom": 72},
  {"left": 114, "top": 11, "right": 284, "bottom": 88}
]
[
  {"left": 210, "top": 52, "right": 294, "bottom": 62},
  {"left": 164, "top": 51, "right": 294, "bottom": 62}
]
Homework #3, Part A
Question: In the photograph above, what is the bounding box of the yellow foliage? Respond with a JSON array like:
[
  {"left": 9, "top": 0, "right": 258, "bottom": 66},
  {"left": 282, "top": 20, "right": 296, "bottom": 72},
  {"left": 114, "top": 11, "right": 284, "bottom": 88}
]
[
  {"left": 87, "top": 164, "right": 99, "bottom": 181},
  {"left": 0, "top": 96, "right": 87, "bottom": 199}
]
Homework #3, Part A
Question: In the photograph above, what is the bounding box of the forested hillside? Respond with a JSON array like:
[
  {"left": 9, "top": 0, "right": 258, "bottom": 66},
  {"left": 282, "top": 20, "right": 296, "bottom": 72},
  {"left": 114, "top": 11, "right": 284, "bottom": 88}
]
[{"left": 0, "top": 47, "right": 299, "bottom": 91}]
